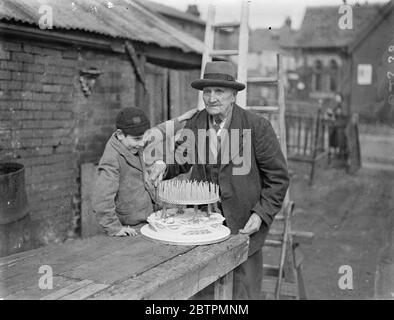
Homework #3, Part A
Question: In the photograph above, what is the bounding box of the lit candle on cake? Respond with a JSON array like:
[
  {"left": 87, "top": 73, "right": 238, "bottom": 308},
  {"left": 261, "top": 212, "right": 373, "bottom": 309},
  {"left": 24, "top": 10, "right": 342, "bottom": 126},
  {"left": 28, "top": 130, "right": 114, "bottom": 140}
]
[{"left": 158, "top": 179, "right": 219, "bottom": 204}]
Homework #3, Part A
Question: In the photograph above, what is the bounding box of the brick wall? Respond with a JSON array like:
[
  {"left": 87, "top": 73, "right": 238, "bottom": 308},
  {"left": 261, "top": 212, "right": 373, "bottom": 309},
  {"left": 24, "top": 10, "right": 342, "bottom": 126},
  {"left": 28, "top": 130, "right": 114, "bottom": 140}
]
[
  {"left": 0, "top": 35, "right": 137, "bottom": 247},
  {"left": 71, "top": 49, "right": 137, "bottom": 236}
]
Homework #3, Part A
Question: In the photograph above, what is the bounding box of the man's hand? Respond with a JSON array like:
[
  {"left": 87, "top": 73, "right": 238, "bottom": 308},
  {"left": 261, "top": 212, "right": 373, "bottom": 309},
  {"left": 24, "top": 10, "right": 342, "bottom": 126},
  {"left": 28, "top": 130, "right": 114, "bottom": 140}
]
[
  {"left": 148, "top": 160, "right": 167, "bottom": 188},
  {"left": 239, "top": 213, "right": 262, "bottom": 235},
  {"left": 114, "top": 226, "right": 138, "bottom": 237},
  {"left": 178, "top": 108, "right": 199, "bottom": 122}
]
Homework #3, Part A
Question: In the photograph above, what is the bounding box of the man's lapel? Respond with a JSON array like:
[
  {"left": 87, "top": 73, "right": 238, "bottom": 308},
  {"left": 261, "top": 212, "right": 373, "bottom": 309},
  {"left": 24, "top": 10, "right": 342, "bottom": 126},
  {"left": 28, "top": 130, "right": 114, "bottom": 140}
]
[
  {"left": 220, "top": 104, "right": 244, "bottom": 171},
  {"left": 190, "top": 110, "right": 210, "bottom": 165}
]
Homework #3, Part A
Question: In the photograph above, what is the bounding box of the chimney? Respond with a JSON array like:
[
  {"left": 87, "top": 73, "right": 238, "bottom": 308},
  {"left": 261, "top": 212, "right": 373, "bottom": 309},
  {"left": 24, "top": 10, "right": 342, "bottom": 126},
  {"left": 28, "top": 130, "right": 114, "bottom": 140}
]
[
  {"left": 284, "top": 16, "right": 292, "bottom": 29},
  {"left": 186, "top": 4, "right": 200, "bottom": 17}
]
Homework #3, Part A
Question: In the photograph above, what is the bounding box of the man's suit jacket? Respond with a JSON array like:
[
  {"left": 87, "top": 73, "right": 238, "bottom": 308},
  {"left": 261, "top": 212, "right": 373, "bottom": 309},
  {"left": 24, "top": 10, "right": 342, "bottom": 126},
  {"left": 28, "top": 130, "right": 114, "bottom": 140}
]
[{"left": 165, "top": 104, "right": 289, "bottom": 255}]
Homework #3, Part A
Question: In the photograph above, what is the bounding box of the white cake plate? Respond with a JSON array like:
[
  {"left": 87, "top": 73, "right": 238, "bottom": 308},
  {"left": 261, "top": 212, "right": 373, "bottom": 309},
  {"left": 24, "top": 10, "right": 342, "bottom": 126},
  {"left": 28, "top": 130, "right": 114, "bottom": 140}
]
[{"left": 140, "top": 224, "right": 231, "bottom": 246}]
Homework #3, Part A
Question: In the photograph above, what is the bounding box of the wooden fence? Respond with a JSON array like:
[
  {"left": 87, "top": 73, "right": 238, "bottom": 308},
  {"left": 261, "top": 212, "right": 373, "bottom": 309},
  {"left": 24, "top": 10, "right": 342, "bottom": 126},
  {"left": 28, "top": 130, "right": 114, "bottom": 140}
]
[{"left": 254, "top": 108, "right": 328, "bottom": 184}]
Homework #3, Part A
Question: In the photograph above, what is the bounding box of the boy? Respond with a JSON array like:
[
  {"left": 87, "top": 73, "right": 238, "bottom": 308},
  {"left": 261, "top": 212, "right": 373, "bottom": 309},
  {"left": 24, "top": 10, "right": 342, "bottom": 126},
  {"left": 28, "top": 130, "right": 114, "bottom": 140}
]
[{"left": 92, "top": 107, "right": 197, "bottom": 237}]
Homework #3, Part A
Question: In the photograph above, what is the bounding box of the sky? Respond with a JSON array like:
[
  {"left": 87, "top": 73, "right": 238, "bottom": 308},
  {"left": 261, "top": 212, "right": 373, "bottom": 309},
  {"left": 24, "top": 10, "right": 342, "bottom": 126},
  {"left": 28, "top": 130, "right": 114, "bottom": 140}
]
[{"left": 154, "top": 0, "right": 390, "bottom": 29}]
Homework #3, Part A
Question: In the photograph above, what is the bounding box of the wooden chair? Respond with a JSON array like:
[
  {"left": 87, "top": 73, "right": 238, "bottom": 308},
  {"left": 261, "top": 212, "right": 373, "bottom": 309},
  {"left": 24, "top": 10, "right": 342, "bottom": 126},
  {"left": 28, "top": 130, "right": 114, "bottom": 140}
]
[{"left": 285, "top": 107, "right": 328, "bottom": 185}]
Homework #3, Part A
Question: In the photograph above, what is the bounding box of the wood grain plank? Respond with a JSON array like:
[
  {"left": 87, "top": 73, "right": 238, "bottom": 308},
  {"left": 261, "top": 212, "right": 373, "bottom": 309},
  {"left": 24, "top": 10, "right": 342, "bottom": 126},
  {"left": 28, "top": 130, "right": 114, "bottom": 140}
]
[
  {"left": 60, "top": 283, "right": 109, "bottom": 300},
  {"left": 0, "top": 235, "right": 149, "bottom": 296},
  {"left": 81, "top": 163, "right": 104, "bottom": 238},
  {"left": 1, "top": 235, "right": 143, "bottom": 281},
  {"left": 90, "top": 234, "right": 248, "bottom": 300},
  {"left": 1, "top": 272, "right": 38, "bottom": 297},
  {"left": 214, "top": 271, "right": 233, "bottom": 300},
  {"left": 40, "top": 279, "right": 93, "bottom": 300},
  {"left": 2, "top": 276, "right": 78, "bottom": 300},
  {"left": 0, "top": 242, "right": 64, "bottom": 267},
  {"left": 61, "top": 238, "right": 195, "bottom": 284},
  {"left": 262, "top": 278, "right": 298, "bottom": 298},
  {"left": 169, "top": 70, "right": 181, "bottom": 118}
]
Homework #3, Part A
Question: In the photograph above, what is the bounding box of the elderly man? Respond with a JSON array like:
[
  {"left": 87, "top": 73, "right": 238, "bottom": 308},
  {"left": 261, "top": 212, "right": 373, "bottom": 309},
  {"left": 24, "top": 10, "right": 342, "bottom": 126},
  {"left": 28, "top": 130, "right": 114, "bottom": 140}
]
[{"left": 149, "top": 61, "right": 289, "bottom": 300}]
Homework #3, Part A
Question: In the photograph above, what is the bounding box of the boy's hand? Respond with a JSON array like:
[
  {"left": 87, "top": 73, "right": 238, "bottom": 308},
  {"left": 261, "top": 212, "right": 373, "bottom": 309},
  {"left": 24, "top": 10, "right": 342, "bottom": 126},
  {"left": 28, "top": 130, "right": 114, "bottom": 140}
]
[
  {"left": 114, "top": 226, "right": 138, "bottom": 237},
  {"left": 178, "top": 108, "right": 198, "bottom": 122},
  {"left": 149, "top": 160, "right": 167, "bottom": 187}
]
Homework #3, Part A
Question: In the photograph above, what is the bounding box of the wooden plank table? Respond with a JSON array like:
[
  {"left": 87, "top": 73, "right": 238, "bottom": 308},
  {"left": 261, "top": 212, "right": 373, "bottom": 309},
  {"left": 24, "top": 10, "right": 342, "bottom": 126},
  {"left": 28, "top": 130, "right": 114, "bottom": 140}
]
[{"left": 0, "top": 230, "right": 248, "bottom": 300}]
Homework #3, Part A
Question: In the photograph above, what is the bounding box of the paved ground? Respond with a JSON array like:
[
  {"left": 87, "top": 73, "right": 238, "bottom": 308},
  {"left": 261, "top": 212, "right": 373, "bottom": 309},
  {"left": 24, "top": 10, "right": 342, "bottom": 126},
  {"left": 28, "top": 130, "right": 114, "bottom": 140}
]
[{"left": 288, "top": 161, "right": 394, "bottom": 300}]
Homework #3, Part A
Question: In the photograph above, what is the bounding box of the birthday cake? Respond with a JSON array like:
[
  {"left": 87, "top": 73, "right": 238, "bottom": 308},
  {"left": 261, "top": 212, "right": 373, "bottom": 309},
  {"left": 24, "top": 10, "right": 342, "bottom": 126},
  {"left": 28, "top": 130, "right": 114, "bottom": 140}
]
[
  {"left": 141, "top": 179, "right": 230, "bottom": 245},
  {"left": 147, "top": 208, "right": 225, "bottom": 236}
]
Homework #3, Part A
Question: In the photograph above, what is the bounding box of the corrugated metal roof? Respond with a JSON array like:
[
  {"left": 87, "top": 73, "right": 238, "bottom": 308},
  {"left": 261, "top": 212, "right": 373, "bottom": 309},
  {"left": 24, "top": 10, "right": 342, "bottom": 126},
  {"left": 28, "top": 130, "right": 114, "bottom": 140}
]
[
  {"left": 138, "top": 0, "right": 205, "bottom": 26},
  {"left": 0, "top": 0, "right": 204, "bottom": 54}
]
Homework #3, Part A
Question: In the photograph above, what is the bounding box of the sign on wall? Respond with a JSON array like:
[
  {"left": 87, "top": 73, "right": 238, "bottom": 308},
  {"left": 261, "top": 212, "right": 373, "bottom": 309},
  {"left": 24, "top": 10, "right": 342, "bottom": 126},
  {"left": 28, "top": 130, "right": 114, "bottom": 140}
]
[{"left": 357, "top": 64, "right": 372, "bottom": 85}]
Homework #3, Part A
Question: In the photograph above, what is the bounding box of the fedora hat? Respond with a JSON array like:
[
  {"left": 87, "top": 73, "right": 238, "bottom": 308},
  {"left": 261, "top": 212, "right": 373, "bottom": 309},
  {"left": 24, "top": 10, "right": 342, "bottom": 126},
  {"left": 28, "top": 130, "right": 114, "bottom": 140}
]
[{"left": 191, "top": 61, "right": 245, "bottom": 91}]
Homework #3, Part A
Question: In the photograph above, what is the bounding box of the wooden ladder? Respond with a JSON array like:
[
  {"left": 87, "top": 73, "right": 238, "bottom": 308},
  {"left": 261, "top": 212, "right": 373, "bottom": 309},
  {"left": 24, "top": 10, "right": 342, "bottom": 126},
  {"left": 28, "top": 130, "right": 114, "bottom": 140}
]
[
  {"left": 199, "top": 1, "right": 313, "bottom": 300},
  {"left": 248, "top": 56, "right": 314, "bottom": 300},
  {"left": 197, "top": 0, "right": 249, "bottom": 109}
]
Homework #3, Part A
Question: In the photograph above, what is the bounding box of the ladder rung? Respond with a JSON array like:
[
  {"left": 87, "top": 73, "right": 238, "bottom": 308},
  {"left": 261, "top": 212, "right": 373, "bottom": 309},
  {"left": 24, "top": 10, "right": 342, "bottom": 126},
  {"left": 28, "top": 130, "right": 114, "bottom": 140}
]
[
  {"left": 266, "top": 234, "right": 285, "bottom": 243},
  {"left": 245, "top": 106, "right": 279, "bottom": 113},
  {"left": 248, "top": 77, "right": 278, "bottom": 84},
  {"left": 263, "top": 263, "right": 280, "bottom": 270},
  {"left": 210, "top": 50, "right": 239, "bottom": 56},
  {"left": 267, "top": 231, "right": 315, "bottom": 245},
  {"left": 262, "top": 278, "right": 299, "bottom": 298},
  {"left": 213, "top": 22, "right": 240, "bottom": 29},
  {"left": 263, "top": 264, "right": 282, "bottom": 277},
  {"left": 275, "top": 215, "right": 285, "bottom": 220},
  {"left": 264, "top": 239, "right": 282, "bottom": 247},
  {"left": 268, "top": 229, "right": 284, "bottom": 236},
  {"left": 292, "top": 231, "right": 315, "bottom": 244},
  {"left": 263, "top": 264, "right": 281, "bottom": 273}
]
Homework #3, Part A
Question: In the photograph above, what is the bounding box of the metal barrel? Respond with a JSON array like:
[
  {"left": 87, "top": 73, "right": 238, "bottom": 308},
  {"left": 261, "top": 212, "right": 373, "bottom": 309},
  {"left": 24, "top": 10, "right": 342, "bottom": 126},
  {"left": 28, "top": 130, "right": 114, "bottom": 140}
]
[{"left": 0, "top": 163, "right": 31, "bottom": 257}]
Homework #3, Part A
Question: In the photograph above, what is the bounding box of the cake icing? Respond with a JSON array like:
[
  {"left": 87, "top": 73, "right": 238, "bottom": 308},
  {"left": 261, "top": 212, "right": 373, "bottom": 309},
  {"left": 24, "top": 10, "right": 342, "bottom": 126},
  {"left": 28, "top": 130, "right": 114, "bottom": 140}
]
[{"left": 147, "top": 207, "right": 225, "bottom": 235}]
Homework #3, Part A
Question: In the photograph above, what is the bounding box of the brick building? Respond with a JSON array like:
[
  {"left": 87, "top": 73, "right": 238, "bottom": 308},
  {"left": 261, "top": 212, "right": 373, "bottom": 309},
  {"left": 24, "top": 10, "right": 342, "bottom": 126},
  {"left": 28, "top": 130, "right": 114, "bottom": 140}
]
[
  {"left": 0, "top": 0, "right": 203, "bottom": 248},
  {"left": 140, "top": 0, "right": 238, "bottom": 51},
  {"left": 347, "top": 1, "right": 394, "bottom": 124},
  {"left": 290, "top": 1, "right": 394, "bottom": 124},
  {"left": 246, "top": 17, "right": 298, "bottom": 106}
]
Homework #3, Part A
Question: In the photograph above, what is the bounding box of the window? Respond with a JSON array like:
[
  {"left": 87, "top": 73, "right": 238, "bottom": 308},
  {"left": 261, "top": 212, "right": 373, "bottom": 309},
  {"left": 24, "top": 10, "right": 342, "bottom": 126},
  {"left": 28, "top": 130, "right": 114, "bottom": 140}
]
[
  {"left": 329, "top": 60, "right": 338, "bottom": 92},
  {"left": 312, "top": 60, "right": 323, "bottom": 91}
]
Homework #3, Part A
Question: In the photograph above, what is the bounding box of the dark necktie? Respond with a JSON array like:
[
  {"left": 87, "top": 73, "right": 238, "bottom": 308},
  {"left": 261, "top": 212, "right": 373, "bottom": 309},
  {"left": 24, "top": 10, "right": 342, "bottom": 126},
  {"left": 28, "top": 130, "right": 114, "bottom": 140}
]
[
  {"left": 210, "top": 117, "right": 223, "bottom": 162},
  {"left": 213, "top": 117, "right": 223, "bottom": 133}
]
